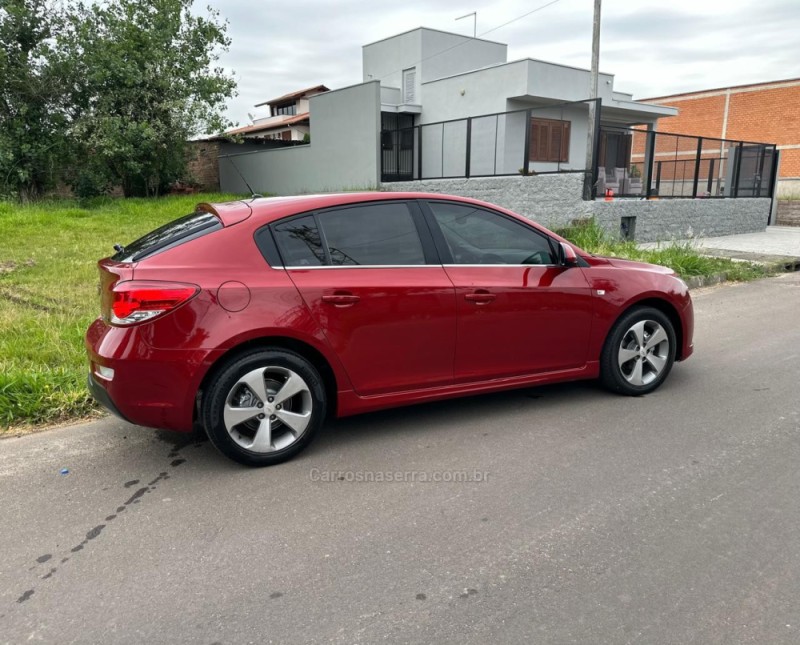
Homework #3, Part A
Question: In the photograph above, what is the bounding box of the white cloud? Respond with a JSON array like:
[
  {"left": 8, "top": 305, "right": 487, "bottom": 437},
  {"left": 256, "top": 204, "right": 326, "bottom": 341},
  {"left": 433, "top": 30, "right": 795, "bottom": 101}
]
[{"left": 204, "top": 0, "right": 800, "bottom": 126}]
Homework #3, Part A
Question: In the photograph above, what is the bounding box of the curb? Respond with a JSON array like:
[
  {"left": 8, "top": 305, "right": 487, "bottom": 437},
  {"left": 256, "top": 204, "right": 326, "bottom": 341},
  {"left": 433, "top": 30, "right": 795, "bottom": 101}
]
[
  {"left": 685, "top": 273, "right": 728, "bottom": 289},
  {"left": 685, "top": 258, "right": 795, "bottom": 290}
]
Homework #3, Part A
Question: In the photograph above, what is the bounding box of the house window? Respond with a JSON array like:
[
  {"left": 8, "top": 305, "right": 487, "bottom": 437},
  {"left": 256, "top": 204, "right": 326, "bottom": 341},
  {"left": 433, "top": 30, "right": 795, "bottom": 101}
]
[
  {"left": 273, "top": 103, "right": 297, "bottom": 116},
  {"left": 530, "top": 118, "right": 570, "bottom": 163},
  {"left": 403, "top": 68, "right": 416, "bottom": 104}
]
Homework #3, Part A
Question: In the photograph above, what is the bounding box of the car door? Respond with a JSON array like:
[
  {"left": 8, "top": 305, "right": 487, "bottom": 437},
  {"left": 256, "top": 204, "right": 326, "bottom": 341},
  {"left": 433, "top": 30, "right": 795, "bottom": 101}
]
[
  {"left": 421, "top": 200, "right": 594, "bottom": 382},
  {"left": 272, "top": 201, "right": 457, "bottom": 396}
]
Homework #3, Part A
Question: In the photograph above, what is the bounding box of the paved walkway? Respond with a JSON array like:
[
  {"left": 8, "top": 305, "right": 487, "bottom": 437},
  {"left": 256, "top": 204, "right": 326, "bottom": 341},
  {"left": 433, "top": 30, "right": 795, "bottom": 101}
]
[{"left": 642, "top": 226, "right": 800, "bottom": 261}]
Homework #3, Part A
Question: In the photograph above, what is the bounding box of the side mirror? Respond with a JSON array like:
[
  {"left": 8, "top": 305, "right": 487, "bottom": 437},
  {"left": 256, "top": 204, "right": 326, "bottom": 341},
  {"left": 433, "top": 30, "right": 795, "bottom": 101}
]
[{"left": 558, "top": 242, "right": 579, "bottom": 267}]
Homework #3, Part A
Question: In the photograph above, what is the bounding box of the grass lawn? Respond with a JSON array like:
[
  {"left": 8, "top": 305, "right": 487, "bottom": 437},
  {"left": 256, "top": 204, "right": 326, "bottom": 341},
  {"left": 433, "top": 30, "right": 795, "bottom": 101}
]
[
  {"left": 555, "top": 220, "right": 773, "bottom": 282},
  {"left": 0, "top": 193, "right": 242, "bottom": 431},
  {"left": 0, "top": 198, "right": 774, "bottom": 431}
]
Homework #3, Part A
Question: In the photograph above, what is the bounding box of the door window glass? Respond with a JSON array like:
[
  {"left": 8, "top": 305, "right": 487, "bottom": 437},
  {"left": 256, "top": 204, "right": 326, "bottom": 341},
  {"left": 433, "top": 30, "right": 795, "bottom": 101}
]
[{"left": 428, "top": 202, "right": 555, "bottom": 265}]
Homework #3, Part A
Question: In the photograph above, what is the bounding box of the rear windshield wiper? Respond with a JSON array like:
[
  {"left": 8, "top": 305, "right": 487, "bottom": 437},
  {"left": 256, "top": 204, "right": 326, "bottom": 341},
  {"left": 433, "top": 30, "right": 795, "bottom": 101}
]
[{"left": 113, "top": 243, "right": 125, "bottom": 254}]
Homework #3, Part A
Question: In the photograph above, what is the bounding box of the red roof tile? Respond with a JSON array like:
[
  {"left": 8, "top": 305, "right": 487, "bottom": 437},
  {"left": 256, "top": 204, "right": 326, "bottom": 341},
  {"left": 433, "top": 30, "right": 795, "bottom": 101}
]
[
  {"left": 225, "top": 112, "right": 309, "bottom": 136},
  {"left": 255, "top": 85, "right": 330, "bottom": 107}
]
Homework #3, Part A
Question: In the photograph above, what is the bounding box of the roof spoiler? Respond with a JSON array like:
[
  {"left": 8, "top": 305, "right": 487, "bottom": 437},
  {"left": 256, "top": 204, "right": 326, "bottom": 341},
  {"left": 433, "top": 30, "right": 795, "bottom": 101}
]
[{"left": 196, "top": 200, "right": 254, "bottom": 227}]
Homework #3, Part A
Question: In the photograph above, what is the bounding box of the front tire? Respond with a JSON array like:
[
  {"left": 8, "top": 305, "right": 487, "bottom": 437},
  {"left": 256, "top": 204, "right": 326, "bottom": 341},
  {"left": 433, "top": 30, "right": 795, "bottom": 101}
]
[
  {"left": 202, "top": 349, "right": 326, "bottom": 466},
  {"left": 600, "top": 307, "right": 676, "bottom": 396}
]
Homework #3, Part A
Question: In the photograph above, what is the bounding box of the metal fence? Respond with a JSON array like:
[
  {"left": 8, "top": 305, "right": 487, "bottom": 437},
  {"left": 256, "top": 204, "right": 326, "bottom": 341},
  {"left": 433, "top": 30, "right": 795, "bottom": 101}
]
[
  {"left": 598, "top": 125, "right": 778, "bottom": 199},
  {"left": 380, "top": 101, "right": 778, "bottom": 201},
  {"left": 380, "top": 99, "right": 598, "bottom": 182}
]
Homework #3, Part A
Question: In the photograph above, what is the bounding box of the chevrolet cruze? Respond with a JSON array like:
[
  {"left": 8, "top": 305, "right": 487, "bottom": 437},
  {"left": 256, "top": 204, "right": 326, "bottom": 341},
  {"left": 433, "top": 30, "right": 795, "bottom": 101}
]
[{"left": 86, "top": 193, "right": 694, "bottom": 466}]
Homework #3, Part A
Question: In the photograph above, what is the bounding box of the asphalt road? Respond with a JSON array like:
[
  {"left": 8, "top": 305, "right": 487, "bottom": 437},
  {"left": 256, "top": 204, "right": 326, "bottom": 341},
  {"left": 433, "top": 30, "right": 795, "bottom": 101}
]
[{"left": 2, "top": 272, "right": 800, "bottom": 645}]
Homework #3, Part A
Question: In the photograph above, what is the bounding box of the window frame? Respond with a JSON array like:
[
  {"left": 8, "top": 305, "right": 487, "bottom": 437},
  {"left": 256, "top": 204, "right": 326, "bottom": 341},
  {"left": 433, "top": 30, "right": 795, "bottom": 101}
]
[
  {"left": 530, "top": 117, "right": 571, "bottom": 164},
  {"left": 402, "top": 67, "right": 417, "bottom": 104},
  {"left": 260, "top": 200, "right": 441, "bottom": 269},
  {"left": 418, "top": 199, "right": 559, "bottom": 266}
]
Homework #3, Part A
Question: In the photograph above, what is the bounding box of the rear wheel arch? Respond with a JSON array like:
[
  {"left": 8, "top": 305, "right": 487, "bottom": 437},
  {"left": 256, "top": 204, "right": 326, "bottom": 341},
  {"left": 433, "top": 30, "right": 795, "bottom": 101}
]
[{"left": 195, "top": 336, "right": 339, "bottom": 422}]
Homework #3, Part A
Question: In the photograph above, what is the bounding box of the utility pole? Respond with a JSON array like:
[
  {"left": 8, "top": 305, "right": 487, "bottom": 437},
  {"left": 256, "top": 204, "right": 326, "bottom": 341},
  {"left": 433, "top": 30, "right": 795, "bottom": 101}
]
[{"left": 584, "top": 0, "right": 602, "bottom": 199}]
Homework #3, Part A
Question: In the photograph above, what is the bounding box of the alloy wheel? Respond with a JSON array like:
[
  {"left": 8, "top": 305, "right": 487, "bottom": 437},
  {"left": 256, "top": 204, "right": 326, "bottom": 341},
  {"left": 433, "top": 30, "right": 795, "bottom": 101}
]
[
  {"left": 223, "top": 366, "right": 313, "bottom": 453},
  {"left": 617, "top": 319, "right": 670, "bottom": 387}
]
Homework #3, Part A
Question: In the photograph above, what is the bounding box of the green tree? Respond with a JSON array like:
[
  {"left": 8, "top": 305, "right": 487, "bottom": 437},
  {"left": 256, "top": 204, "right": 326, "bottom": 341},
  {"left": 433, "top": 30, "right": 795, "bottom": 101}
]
[
  {"left": 0, "top": 0, "right": 71, "bottom": 200},
  {"left": 65, "top": 0, "right": 236, "bottom": 197}
]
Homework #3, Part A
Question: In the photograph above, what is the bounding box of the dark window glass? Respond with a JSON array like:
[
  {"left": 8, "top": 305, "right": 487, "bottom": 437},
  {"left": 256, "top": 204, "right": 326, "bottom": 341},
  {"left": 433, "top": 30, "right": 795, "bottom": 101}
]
[
  {"left": 428, "top": 202, "right": 555, "bottom": 265},
  {"left": 112, "top": 211, "right": 221, "bottom": 262},
  {"left": 319, "top": 203, "right": 425, "bottom": 266},
  {"left": 273, "top": 215, "right": 325, "bottom": 266},
  {"left": 273, "top": 103, "right": 297, "bottom": 116}
]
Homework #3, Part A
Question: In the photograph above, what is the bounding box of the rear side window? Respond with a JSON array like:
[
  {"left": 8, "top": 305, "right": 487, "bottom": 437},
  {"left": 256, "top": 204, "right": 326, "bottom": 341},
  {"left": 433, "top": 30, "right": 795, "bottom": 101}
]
[
  {"left": 319, "top": 203, "right": 425, "bottom": 266},
  {"left": 112, "top": 211, "right": 221, "bottom": 262},
  {"left": 273, "top": 215, "right": 326, "bottom": 266}
]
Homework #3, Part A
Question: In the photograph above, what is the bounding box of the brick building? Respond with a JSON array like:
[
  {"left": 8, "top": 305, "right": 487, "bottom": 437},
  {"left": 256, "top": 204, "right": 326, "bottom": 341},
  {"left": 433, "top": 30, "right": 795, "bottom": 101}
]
[{"left": 642, "top": 78, "right": 800, "bottom": 200}]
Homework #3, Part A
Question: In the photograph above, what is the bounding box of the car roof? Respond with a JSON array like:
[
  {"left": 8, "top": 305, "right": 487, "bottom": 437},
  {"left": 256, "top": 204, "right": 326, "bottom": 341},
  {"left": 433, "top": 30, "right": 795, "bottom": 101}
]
[{"left": 201, "top": 192, "right": 525, "bottom": 228}]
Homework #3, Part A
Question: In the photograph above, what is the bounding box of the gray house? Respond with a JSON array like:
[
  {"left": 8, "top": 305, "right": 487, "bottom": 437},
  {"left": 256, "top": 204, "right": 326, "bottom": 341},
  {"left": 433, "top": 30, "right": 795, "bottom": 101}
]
[{"left": 220, "top": 27, "right": 676, "bottom": 196}]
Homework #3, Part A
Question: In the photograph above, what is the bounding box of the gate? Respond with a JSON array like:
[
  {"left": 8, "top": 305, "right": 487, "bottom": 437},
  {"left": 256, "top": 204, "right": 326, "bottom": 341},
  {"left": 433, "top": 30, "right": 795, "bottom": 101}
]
[{"left": 380, "top": 113, "right": 415, "bottom": 181}]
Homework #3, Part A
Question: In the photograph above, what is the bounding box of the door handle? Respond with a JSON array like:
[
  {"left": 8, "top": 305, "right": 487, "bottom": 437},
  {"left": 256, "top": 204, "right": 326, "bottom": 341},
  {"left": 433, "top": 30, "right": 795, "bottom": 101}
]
[
  {"left": 322, "top": 293, "right": 360, "bottom": 306},
  {"left": 465, "top": 291, "right": 496, "bottom": 304}
]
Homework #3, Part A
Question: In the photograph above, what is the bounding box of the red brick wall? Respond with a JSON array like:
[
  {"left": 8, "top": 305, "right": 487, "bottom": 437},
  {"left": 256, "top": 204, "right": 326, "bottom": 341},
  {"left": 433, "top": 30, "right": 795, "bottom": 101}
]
[
  {"left": 186, "top": 141, "right": 221, "bottom": 190},
  {"left": 653, "top": 94, "right": 727, "bottom": 139},
  {"left": 646, "top": 81, "right": 800, "bottom": 179}
]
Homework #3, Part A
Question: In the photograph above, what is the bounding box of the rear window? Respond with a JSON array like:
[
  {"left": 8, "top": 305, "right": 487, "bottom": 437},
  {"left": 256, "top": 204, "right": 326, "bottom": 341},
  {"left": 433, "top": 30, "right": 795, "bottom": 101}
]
[{"left": 112, "top": 211, "right": 221, "bottom": 262}]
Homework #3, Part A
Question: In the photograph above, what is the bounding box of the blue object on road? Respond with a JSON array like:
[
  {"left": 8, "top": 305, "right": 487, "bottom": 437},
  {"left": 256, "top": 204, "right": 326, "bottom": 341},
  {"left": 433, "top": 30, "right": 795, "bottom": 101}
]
[{"left": 60, "top": 468, "right": 69, "bottom": 475}]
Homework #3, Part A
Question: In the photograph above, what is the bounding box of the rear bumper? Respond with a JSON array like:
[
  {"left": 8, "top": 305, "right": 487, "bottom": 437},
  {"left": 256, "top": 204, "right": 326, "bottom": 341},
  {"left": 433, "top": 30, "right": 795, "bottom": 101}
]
[
  {"left": 87, "top": 373, "right": 131, "bottom": 423},
  {"left": 85, "top": 318, "right": 219, "bottom": 432}
]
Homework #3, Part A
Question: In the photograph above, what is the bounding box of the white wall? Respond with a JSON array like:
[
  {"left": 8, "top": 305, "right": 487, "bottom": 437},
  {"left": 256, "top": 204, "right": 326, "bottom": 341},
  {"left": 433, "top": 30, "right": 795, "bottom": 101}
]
[
  {"left": 363, "top": 28, "right": 507, "bottom": 107},
  {"left": 219, "top": 81, "right": 381, "bottom": 195},
  {"left": 420, "top": 29, "right": 506, "bottom": 84}
]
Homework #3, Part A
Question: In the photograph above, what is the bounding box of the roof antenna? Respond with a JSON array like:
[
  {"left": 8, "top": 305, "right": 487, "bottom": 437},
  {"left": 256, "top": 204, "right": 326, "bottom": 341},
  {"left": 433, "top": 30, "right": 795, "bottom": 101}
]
[
  {"left": 224, "top": 155, "right": 263, "bottom": 200},
  {"left": 456, "top": 11, "right": 477, "bottom": 38}
]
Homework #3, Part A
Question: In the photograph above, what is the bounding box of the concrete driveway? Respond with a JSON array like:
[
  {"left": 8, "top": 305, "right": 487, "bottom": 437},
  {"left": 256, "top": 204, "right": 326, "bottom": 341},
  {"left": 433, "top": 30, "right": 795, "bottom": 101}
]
[
  {"left": 2, "top": 272, "right": 800, "bottom": 644},
  {"left": 643, "top": 225, "right": 800, "bottom": 264}
]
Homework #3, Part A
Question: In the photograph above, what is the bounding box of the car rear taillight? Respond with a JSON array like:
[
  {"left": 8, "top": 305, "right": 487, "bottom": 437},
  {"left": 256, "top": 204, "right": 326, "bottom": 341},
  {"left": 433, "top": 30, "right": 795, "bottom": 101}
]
[{"left": 109, "top": 281, "right": 199, "bottom": 326}]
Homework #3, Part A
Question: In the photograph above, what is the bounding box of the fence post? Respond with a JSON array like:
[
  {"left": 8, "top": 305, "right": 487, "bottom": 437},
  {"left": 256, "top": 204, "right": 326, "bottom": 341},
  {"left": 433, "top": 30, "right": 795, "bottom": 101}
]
[
  {"left": 655, "top": 161, "right": 662, "bottom": 195},
  {"left": 732, "top": 142, "right": 744, "bottom": 197},
  {"left": 755, "top": 145, "right": 768, "bottom": 197},
  {"left": 523, "top": 109, "right": 532, "bottom": 174},
  {"left": 645, "top": 128, "right": 656, "bottom": 198},
  {"left": 465, "top": 117, "right": 472, "bottom": 178},
  {"left": 692, "top": 137, "right": 703, "bottom": 197},
  {"left": 707, "top": 158, "right": 715, "bottom": 194},
  {"left": 417, "top": 125, "right": 423, "bottom": 180}
]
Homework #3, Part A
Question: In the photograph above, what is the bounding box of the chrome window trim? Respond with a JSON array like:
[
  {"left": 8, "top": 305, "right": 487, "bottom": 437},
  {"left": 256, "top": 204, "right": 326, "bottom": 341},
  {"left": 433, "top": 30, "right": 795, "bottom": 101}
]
[
  {"left": 443, "top": 263, "right": 560, "bottom": 268},
  {"left": 281, "top": 264, "right": 438, "bottom": 270},
  {"left": 274, "top": 263, "right": 562, "bottom": 270}
]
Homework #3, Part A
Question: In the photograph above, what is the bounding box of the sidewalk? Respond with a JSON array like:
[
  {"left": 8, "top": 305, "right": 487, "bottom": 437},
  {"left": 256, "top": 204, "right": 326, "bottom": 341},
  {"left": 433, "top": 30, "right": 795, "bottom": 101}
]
[{"left": 642, "top": 226, "right": 800, "bottom": 268}]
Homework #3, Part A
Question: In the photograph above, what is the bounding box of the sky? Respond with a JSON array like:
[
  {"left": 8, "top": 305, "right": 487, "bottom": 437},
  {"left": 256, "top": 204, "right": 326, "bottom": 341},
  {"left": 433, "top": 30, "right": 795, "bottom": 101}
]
[{"left": 204, "top": 0, "right": 800, "bottom": 127}]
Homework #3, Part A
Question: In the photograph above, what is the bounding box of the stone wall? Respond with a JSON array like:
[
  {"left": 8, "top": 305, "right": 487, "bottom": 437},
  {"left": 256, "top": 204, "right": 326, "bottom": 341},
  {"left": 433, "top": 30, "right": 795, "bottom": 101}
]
[
  {"left": 381, "top": 174, "right": 771, "bottom": 242},
  {"left": 777, "top": 200, "right": 800, "bottom": 226}
]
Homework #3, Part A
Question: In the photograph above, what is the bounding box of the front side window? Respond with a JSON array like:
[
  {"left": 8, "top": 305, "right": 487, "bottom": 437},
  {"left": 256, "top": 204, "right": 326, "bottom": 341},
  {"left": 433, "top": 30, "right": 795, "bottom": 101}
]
[
  {"left": 273, "top": 215, "right": 325, "bottom": 266},
  {"left": 319, "top": 203, "right": 425, "bottom": 266},
  {"left": 428, "top": 202, "right": 555, "bottom": 265}
]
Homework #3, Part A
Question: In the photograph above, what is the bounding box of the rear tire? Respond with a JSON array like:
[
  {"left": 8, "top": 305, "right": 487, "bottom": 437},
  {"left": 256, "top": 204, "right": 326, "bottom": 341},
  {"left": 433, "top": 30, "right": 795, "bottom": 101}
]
[
  {"left": 202, "top": 349, "right": 326, "bottom": 466},
  {"left": 600, "top": 306, "right": 676, "bottom": 396}
]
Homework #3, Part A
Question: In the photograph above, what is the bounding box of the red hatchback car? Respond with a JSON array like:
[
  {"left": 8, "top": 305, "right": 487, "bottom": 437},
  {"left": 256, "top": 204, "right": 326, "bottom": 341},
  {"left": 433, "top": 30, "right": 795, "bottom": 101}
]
[{"left": 86, "top": 193, "right": 693, "bottom": 466}]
